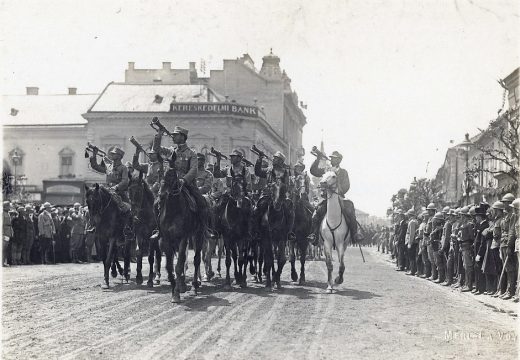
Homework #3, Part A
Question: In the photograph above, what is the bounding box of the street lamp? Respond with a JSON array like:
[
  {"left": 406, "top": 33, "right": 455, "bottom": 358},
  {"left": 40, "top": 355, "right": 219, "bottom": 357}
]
[
  {"left": 460, "top": 133, "right": 473, "bottom": 205},
  {"left": 10, "top": 150, "right": 21, "bottom": 199}
]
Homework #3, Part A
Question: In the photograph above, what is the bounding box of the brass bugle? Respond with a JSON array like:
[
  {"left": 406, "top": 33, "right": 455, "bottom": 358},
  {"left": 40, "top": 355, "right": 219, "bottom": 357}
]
[{"left": 210, "top": 147, "right": 228, "bottom": 160}]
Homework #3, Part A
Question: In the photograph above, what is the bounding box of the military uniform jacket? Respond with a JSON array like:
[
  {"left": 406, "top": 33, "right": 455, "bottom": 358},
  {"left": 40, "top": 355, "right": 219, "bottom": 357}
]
[
  {"left": 196, "top": 168, "right": 214, "bottom": 195},
  {"left": 459, "top": 220, "right": 475, "bottom": 244},
  {"left": 499, "top": 213, "right": 511, "bottom": 248},
  {"left": 507, "top": 213, "right": 518, "bottom": 249},
  {"left": 431, "top": 224, "right": 443, "bottom": 250},
  {"left": 214, "top": 164, "right": 252, "bottom": 193},
  {"left": 309, "top": 158, "right": 350, "bottom": 197},
  {"left": 450, "top": 221, "right": 460, "bottom": 246},
  {"left": 154, "top": 140, "right": 198, "bottom": 185},
  {"left": 38, "top": 210, "right": 56, "bottom": 239},
  {"left": 441, "top": 221, "right": 453, "bottom": 252},
  {"left": 90, "top": 157, "right": 129, "bottom": 192},
  {"left": 424, "top": 217, "right": 433, "bottom": 245},
  {"left": 492, "top": 217, "right": 502, "bottom": 249}
]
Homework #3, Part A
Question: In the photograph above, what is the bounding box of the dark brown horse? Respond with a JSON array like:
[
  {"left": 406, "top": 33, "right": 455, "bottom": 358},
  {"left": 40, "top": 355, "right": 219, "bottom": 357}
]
[
  {"left": 158, "top": 154, "right": 204, "bottom": 303},
  {"left": 128, "top": 173, "right": 161, "bottom": 287},
  {"left": 260, "top": 180, "right": 294, "bottom": 289},
  {"left": 85, "top": 184, "right": 131, "bottom": 289},
  {"left": 216, "top": 172, "right": 252, "bottom": 289},
  {"left": 289, "top": 193, "right": 313, "bottom": 285}
]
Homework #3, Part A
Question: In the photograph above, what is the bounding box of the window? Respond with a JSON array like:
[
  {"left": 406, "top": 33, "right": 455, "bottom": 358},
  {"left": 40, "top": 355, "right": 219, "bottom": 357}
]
[{"left": 59, "top": 147, "right": 75, "bottom": 177}]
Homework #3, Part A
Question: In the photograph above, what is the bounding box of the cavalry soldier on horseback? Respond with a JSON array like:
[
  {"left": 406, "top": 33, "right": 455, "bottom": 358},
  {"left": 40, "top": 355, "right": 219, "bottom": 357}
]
[
  {"left": 252, "top": 150, "right": 295, "bottom": 238},
  {"left": 307, "top": 150, "right": 358, "bottom": 245},
  {"left": 89, "top": 146, "right": 133, "bottom": 234},
  {"left": 151, "top": 125, "right": 209, "bottom": 233},
  {"left": 132, "top": 146, "right": 163, "bottom": 197},
  {"left": 195, "top": 153, "right": 214, "bottom": 195}
]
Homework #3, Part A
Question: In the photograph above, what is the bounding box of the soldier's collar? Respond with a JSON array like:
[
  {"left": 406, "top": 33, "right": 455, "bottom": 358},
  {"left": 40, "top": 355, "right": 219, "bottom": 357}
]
[{"left": 176, "top": 143, "right": 188, "bottom": 150}]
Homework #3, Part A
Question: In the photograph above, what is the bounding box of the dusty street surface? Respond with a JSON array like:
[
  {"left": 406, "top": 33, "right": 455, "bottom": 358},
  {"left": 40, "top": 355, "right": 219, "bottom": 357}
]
[{"left": 2, "top": 247, "right": 518, "bottom": 359}]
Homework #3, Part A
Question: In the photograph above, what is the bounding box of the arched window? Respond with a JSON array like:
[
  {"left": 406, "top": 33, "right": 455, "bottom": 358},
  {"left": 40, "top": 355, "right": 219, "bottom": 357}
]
[{"left": 59, "top": 147, "right": 75, "bottom": 177}]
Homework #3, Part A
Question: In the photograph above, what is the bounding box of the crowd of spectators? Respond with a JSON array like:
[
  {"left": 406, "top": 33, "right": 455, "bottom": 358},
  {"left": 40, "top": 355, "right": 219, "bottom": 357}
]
[{"left": 2, "top": 201, "right": 97, "bottom": 267}]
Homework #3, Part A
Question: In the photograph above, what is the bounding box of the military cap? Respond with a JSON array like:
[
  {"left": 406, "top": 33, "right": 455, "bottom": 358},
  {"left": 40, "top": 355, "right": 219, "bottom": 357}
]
[
  {"left": 273, "top": 151, "right": 286, "bottom": 162},
  {"left": 42, "top": 202, "right": 52, "bottom": 209},
  {"left": 147, "top": 148, "right": 157, "bottom": 154},
  {"left": 501, "top": 193, "right": 515, "bottom": 203},
  {"left": 469, "top": 206, "right": 476, "bottom": 216},
  {"left": 433, "top": 212, "right": 444, "bottom": 221},
  {"left": 510, "top": 198, "right": 520, "bottom": 209},
  {"left": 109, "top": 146, "right": 125, "bottom": 157},
  {"left": 172, "top": 126, "right": 189, "bottom": 137},
  {"left": 329, "top": 151, "right": 343, "bottom": 160},
  {"left": 294, "top": 161, "right": 305, "bottom": 169},
  {"left": 405, "top": 209, "right": 415, "bottom": 216},
  {"left": 442, "top": 206, "right": 450, "bottom": 213},
  {"left": 25, "top": 204, "right": 33, "bottom": 211},
  {"left": 196, "top": 153, "right": 206, "bottom": 160},
  {"left": 426, "top": 203, "right": 436, "bottom": 211},
  {"left": 459, "top": 206, "right": 470, "bottom": 215},
  {"left": 229, "top": 149, "right": 243, "bottom": 157},
  {"left": 492, "top": 201, "right": 505, "bottom": 210},
  {"left": 17, "top": 206, "right": 25, "bottom": 212}
]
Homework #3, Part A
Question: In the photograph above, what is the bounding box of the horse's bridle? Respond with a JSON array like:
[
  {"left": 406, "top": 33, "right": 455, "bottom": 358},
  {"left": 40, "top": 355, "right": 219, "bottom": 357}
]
[
  {"left": 320, "top": 179, "right": 339, "bottom": 200},
  {"left": 95, "top": 187, "right": 112, "bottom": 216}
]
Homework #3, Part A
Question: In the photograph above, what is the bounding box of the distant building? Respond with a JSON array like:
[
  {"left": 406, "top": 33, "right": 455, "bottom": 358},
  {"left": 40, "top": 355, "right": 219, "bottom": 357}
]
[
  {"left": 2, "top": 52, "right": 308, "bottom": 204},
  {"left": 435, "top": 66, "right": 519, "bottom": 205}
]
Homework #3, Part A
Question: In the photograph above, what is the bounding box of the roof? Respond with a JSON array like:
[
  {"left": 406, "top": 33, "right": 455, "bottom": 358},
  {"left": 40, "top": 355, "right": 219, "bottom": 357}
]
[
  {"left": 2, "top": 94, "right": 97, "bottom": 126},
  {"left": 88, "top": 83, "right": 225, "bottom": 112}
]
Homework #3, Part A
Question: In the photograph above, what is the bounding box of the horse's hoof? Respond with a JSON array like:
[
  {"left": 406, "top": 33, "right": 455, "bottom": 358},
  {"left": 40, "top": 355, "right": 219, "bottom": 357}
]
[
  {"left": 298, "top": 279, "right": 306, "bottom": 286},
  {"left": 291, "top": 270, "right": 298, "bottom": 282},
  {"left": 240, "top": 280, "right": 247, "bottom": 288},
  {"left": 146, "top": 281, "right": 154, "bottom": 288},
  {"left": 101, "top": 283, "right": 109, "bottom": 290},
  {"left": 125, "top": 275, "right": 130, "bottom": 283},
  {"left": 136, "top": 275, "right": 143, "bottom": 285},
  {"left": 334, "top": 276, "right": 343, "bottom": 285},
  {"left": 207, "top": 270, "right": 215, "bottom": 280},
  {"left": 249, "top": 264, "right": 256, "bottom": 275},
  {"left": 111, "top": 271, "right": 117, "bottom": 278},
  {"left": 326, "top": 288, "right": 333, "bottom": 294},
  {"left": 258, "top": 276, "right": 263, "bottom": 283},
  {"left": 171, "top": 294, "right": 182, "bottom": 303},
  {"left": 192, "top": 281, "right": 201, "bottom": 289},
  {"left": 217, "top": 272, "right": 222, "bottom": 278}
]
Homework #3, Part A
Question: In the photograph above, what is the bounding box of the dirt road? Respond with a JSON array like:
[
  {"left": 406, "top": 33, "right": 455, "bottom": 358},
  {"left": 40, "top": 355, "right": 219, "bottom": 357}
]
[{"left": 2, "top": 247, "right": 518, "bottom": 359}]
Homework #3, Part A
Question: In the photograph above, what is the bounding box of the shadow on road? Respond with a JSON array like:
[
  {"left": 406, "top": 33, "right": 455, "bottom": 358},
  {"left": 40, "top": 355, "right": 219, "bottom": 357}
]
[{"left": 300, "top": 280, "right": 382, "bottom": 300}]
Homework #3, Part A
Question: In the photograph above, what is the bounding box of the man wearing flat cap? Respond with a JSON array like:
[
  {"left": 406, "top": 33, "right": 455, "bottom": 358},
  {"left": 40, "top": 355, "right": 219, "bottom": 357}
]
[{"left": 308, "top": 150, "right": 358, "bottom": 245}]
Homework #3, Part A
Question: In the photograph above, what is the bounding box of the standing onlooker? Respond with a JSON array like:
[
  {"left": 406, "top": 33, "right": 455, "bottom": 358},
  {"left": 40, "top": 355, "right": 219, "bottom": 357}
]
[
  {"left": 11, "top": 207, "right": 27, "bottom": 265},
  {"left": 59, "top": 209, "right": 72, "bottom": 263},
  {"left": 473, "top": 204, "right": 489, "bottom": 294},
  {"left": 38, "top": 202, "right": 56, "bottom": 265},
  {"left": 30, "top": 204, "right": 41, "bottom": 264},
  {"left": 23, "top": 205, "right": 36, "bottom": 265},
  {"left": 405, "top": 210, "right": 418, "bottom": 276},
  {"left": 3, "top": 201, "right": 13, "bottom": 267},
  {"left": 499, "top": 193, "right": 516, "bottom": 300},
  {"left": 460, "top": 206, "right": 475, "bottom": 292},
  {"left": 70, "top": 206, "right": 86, "bottom": 263}
]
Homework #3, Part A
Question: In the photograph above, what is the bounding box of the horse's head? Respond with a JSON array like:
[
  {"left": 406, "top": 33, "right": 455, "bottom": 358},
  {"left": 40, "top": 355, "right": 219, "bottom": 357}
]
[
  {"left": 128, "top": 172, "right": 145, "bottom": 210},
  {"left": 229, "top": 167, "right": 246, "bottom": 208},
  {"left": 320, "top": 171, "right": 338, "bottom": 193},
  {"left": 271, "top": 179, "right": 286, "bottom": 211},
  {"left": 163, "top": 152, "right": 180, "bottom": 193},
  {"left": 84, "top": 183, "right": 106, "bottom": 224}
]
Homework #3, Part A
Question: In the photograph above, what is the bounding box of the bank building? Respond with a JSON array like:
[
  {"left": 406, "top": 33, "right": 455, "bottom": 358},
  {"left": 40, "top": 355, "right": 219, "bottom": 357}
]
[{"left": 2, "top": 51, "right": 307, "bottom": 205}]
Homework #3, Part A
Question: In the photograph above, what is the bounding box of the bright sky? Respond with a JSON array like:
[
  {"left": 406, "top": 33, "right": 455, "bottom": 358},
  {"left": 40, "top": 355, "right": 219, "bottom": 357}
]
[{"left": 1, "top": 0, "right": 519, "bottom": 217}]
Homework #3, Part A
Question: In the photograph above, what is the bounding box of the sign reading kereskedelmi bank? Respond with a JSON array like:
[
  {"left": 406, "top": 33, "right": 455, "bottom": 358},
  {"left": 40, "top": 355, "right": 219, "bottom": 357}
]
[{"left": 169, "top": 103, "right": 259, "bottom": 118}]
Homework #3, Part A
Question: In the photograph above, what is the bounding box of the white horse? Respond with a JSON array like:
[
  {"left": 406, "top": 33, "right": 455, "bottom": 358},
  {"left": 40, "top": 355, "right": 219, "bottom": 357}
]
[{"left": 319, "top": 171, "right": 351, "bottom": 293}]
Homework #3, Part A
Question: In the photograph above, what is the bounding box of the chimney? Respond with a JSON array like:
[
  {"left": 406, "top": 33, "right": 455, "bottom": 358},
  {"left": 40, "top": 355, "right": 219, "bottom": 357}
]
[
  {"left": 162, "top": 62, "right": 171, "bottom": 70},
  {"left": 26, "top": 87, "right": 39, "bottom": 95},
  {"left": 68, "top": 87, "right": 77, "bottom": 95},
  {"left": 128, "top": 62, "right": 135, "bottom": 70}
]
